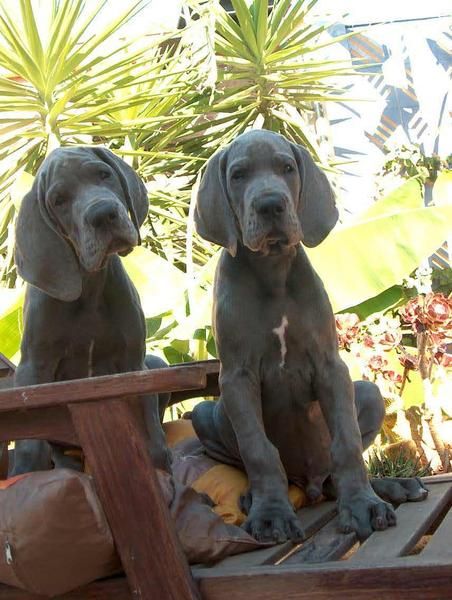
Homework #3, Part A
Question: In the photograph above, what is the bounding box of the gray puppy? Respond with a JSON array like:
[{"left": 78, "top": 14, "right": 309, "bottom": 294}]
[
  {"left": 192, "top": 129, "right": 427, "bottom": 543},
  {"left": 10, "top": 146, "right": 170, "bottom": 475}
]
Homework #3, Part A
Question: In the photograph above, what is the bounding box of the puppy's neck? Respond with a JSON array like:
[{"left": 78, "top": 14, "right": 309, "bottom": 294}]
[
  {"left": 236, "top": 243, "right": 298, "bottom": 296},
  {"left": 78, "top": 257, "right": 113, "bottom": 303}
]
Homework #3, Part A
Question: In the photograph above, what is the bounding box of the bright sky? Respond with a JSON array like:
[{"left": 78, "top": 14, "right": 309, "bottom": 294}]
[{"left": 117, "top": 0, "right": 452, "bottom": 36}]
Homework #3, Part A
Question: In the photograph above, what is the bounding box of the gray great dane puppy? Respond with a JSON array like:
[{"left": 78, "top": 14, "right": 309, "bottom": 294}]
[
  {"left": 192, "top": 129, "right": 427, "bottom": 543},
  {"left": 10, "top": 146, "right": 170, "bottom": 476}
]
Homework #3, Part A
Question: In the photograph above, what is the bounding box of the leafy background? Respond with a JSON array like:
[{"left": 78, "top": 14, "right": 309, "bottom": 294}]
[{"left": 0, "top": 0, "right": 450, "bottom": 421}]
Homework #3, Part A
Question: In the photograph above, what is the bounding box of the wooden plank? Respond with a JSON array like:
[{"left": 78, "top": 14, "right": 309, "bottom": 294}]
[
  {"left": 0, "top": 577, "right": 130, "bottom": 599},
  {"left": 0, "top": 443, "right": 8, "bottom": 479},
  {"left": 195, "top": 558, "right": 452, "bottom": 600},
  {"left": 351, "top": 481, "right": 452, "bottom": 563},
  {"left": 170, "top": 360, "right": 220, "bottom": 404},
  {"left": 421, "top": 473, "right": 452, "bottom": 484},
  {"left": 422, "top": 507, "right": 452, "bottom": 560},
  {"left": 0, "top": 406, "right": 78, "bottom": 446},
  {"left": 0, "top": 354, "right": 15, "bottom": 377},
  {"left": 70, "top": 398, "right": 200, "bottom": 600},
  {"left": 197, "top": 501, "right": 337, "bottom": 573},
  {"left": 267, "top": 501, "right": 338, "bottom": 566},
  {"left": 0, "top": 366, "right": 206, "bottom": 412},
  {"left": 283, "top": 516, "right": 356, "bottom": 565}
]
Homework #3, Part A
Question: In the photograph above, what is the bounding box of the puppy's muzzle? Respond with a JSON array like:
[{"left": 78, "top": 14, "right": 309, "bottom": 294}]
[
  {"left": 255, "top": 194, "right": 286, "bottom": 220},
  {"left": 247, "top": 193, "right": 300, "bottom": 254},
  {"left": 80, "top": 199, "right": 138, "bottom": 271},
  {"left": 85, "top": 200, "right": 138, "bottom": 250}
]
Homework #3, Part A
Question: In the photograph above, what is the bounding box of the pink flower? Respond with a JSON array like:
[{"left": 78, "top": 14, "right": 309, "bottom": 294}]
[
  {"left": 336, "top": 313, "right": 360, "bottom": 350},
  {"left": 368, "top": 354, "right": 388, "bottom": 372},
  {"left": 378, "top": 329, "right": 402, "bottom": 349},
  {"left": 398, "top": 352, "right": 419, "bottom": 370},
  {"left": 363, "top": 334, "right": 375, "bottom": 348},
  {"left": 399, "top": 297, "right": 422, "bottom": 325},
  {"left": 433, "top": 349, "right": 452, "bottom": 368},
  {"left": 383, "top": 369, "right": 403, "bottom": 384},
  {"left": 424, "top": 293, "right": 452, "bottom": 331}
]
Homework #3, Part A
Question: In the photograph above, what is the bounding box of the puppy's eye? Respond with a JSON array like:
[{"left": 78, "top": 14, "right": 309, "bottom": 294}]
[
  {"left": 99, "top": 170, "right": 111, "bottom": 180},
  {"left": 231, "top": 169, "right": 246, "bottom": 181},
  {"left": 284, "top": 164, "right": 294, "bottom": 174},
  {"left": 54, "top": 196, "right": 66, "bottom": 207}
]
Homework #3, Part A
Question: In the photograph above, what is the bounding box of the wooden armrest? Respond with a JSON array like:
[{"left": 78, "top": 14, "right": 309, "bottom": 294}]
[{"left": 0, "top": 365, "right": 207, "bottom": 412}]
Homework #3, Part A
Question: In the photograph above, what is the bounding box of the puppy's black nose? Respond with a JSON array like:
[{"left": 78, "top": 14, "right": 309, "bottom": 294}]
[
  {"left": 256, "top": 196, "right": 285, "bottom": 218},
  {"left": 87, "top": 203, "right": 118, "bottom": 228}
]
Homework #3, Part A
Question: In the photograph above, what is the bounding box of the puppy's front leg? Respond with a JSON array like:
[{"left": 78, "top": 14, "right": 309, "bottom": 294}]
[
  {"left": 141, "top": 393, "right": 172, "bottom": 473},
  {"left": 220, "top": 367, "right": 304, "bottom": 543},
  {"left": 10, "top": 359, "right": 56, "bottom": 475},
  {"left": 316, "top": 357, "right": 396, "bottom": 540}
]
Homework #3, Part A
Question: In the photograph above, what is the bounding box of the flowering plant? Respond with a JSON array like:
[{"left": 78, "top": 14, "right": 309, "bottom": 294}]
[{"left": 336, "top": 290, "right": 451, "bottom": 473}]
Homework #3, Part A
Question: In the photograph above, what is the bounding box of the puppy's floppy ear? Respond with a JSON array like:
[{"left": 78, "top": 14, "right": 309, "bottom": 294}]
[
  {"left": 15, "top": 169, "right": 82, "bottom": 302},
  {"left": 194, "top": 147, "right": 239, "bottom": 256},
  {"left": 90, "top": 147, "right": 148, "bottom": 243},
  {"left": 291, "top": 143, "right": 338, "bottom": 247}
]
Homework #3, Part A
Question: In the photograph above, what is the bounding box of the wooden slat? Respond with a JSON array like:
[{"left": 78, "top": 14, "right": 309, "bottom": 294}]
[
  {"left": 421, "top": 473, "right": 452, "bottom": 484},
  {"left": 0, "top": 354, "right": 15, "bottom": 378},
  {"left": 0, "top": 366, "right": 206, "bottom": 412},
  {"left": 197, "top": 501, "right": 337, "bottom": 573},
  {"left": 0, "top": 576, "right": 130, "bottom": 599},
  {"left": 195, "top": 558, "right": 452, "bottom": 600},
  {"left": 422, "top": 507, "right": 452, "bottom": 560},
  {"left": 170, "top": 360, "right": 220, "bottom": 404},
  {"left": 283, "top": 516, "right": 356, "bottom": 565},
  {"left": 70, "top": 398, "right": 200, "bottom": 600},
  {"left": 350, "top": 482, "right": 452, "bottom": 563},
  {"left": 0, "top": 406, "right": 78, "bottom": 446},
  {"left": 0, "top": 444, "right": 8, "bottom": 479}
]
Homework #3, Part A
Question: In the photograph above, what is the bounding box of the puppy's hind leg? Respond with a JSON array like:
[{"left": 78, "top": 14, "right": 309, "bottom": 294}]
[
  {"left": 192, "top": 400, "right": 244, "bottom": 469},
  {"left": 355, "top": 381, "right": 428, "bottom": 504},
  {"left": 10, "top": 439, "right": 52, "bottom": 476}
]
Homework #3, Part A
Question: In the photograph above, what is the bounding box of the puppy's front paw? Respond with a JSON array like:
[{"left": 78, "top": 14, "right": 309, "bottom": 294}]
[
  {"left": 338, "top": 487, "right": 396, "bottom": 541},
  {"left": 243, "top": 499, "right": 305, "bottom": 543}
]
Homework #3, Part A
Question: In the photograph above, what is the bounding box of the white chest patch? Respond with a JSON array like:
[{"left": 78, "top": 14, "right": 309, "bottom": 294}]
[{"left": 272, "top": 315, "right": 289, "bottom": 368}]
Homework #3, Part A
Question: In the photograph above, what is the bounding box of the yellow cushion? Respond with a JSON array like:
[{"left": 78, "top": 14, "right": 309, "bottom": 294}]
[
  {"left": 163, "top": 420, "right": 310, "bottom": 526},
  {"left": 192, "top": 464, "right": 308, "bottom": 525}
]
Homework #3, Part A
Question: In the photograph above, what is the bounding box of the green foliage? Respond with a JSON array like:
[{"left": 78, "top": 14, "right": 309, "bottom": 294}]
[
  {"left": 308, "top": 203, "right": 452, "bottom": 313},
  {"left": 366, "top": 449, "right": 431, "bottom": 479},
  {"left": 0, "top": 0, "right": 450, "bottom": 391}
]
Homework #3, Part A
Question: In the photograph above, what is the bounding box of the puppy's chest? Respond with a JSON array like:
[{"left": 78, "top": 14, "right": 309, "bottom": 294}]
[
  {"left": 262, "top": 307, "right": 315, "bottom": 369},
  {"left": 55, "top": 305, "right": 143, "bottom": 377}
]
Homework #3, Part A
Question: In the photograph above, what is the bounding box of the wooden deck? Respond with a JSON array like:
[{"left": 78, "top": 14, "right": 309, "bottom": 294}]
[{"left": 0, "top": 354, "right": 451, "bottom": 599}]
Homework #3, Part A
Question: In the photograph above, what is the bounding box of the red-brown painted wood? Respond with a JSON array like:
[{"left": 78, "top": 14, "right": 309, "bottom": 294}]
[
  {"left": 0, "top": 577, "right": 130, "bottom": 599},
  {"left": 0, "top": 366, "right": 206, "bottom": 412},
  {"left": 70, "top": 398, "right": 200, "bottom": 600},
  {"left": 195, "top": 558, "right": 452, "bottom": 600},
  {"left": 0, "top": 406, "right": 78, "bottom": 446}
]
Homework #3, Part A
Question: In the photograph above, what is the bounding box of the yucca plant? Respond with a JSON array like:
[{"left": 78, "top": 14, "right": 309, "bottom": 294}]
[
  {"left": 0, "top": 0, "right": 208, "bottom": 280},
  {"left": 177, "top": 0, "right": 361, "bottom": 161}
]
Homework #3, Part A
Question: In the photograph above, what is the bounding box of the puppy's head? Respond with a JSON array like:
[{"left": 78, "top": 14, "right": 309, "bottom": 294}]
[
  {"left": 15, "top": 147, "right": 148, "bottom": 301},
  {"left": 195, "top": 129, "right": 338, "bottom": 256}
]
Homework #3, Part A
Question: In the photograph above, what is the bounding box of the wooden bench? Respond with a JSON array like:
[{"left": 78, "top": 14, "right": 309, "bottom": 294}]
[{"left": 0, "top": 354, "right": 450, "bottom": 599}]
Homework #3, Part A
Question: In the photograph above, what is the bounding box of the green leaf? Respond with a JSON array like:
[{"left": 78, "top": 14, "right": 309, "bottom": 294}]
[
  {"left": 307, "top": 205, "right": 452, "bottom": 313},
  {"left": 357, "top": 179, "right": 423, "bottom": 221},
  {"left": 343, "top": 286, "right": 406, "bottom": 320},
  {"left": 122, "top": 246, "right": 186, "bottom": 318},
  {"left": 432, "top": 169, "right": 452, "bottom": 206},
  {"left": 0, "top": 288, "right": 24, "bottom": 359},
  {"left": 230, "top": 0, "right": 260, "bottom": 57}
]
